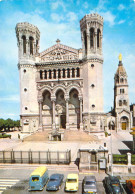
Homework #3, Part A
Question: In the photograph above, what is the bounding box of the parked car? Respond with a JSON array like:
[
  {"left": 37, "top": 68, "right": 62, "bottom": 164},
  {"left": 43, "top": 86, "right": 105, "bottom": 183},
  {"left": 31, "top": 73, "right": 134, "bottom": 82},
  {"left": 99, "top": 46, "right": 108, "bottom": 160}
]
[
  {"left": 29, "top": 166, "right": 49, "bottom": 191},
  {"left": 46, "top": 173, "right": 64, "bottom": 191},
  {"left": 126, "top": 180, "right": 135, "bottom": 193},
  {"left": 65, "top": 173, "right": 79, "bottom": 192},
  {"left": 82, "top": 175, "right": 97, "bottom": 194},
  {"left": 103, "top": 176, "right": 124, "bottom": 194}
]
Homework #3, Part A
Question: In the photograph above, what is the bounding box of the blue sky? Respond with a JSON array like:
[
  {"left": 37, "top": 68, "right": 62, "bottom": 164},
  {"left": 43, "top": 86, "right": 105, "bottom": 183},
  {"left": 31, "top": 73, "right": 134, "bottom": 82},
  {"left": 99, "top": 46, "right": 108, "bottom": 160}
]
[{"left": 0, "top": 0, "right": 135, "bottom": 120}]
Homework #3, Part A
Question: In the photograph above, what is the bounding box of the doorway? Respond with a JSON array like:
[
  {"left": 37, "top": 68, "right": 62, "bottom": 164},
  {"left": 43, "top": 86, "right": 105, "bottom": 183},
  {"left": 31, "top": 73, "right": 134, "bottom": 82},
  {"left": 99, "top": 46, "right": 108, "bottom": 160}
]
[{"left": 60, "top": 115, "right": 66, "bottom": 129}]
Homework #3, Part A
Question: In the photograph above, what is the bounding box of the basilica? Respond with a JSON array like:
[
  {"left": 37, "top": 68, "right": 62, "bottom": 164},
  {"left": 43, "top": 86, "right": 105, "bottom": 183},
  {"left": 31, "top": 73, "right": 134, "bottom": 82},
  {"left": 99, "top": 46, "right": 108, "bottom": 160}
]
[{"left": 15, "top": 13, "right": 134, "bottom": 134}]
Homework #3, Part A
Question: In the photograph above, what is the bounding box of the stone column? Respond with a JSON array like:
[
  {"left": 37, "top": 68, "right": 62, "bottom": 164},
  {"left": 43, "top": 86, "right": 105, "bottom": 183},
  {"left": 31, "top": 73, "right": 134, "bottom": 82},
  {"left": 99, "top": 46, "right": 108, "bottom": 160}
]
[
  {"left": 56, "top": 69, "right": 58, "bottom": 79},
  {"left": 26, "top": 36, "right": 29, "bottom": 56},
  {"left": 79, "top": 98, "right": 83, "bottom": 130},
  {"left": 38, "top": 98, "right": 43, "bottom": 130},
  {"left": 65, "top": 69, "right": 67, "bottom": 78},
  {"left": 94, "top": 28, "right": 97, "bottom": 53},
  {"left": 66, "top": 98, "right": 69, "bottom": 130},
  {"left": 127, "top": 152, "right": 131, "bottom": 173},
  {"left": 51, "top": 98, "right": 56, "bottom": 130},
  {"left": 81, "top": 32, "right": 85, "bottom": 58},
  {"left": 87, "top": 30, "right": 90, "bottom": 56}
]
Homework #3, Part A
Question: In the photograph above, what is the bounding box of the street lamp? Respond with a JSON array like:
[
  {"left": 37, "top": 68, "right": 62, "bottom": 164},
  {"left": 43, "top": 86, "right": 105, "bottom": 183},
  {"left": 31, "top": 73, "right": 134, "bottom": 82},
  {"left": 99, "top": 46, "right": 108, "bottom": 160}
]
[{"left": 110, "top": 117, "right": 113, "bottom": 176}]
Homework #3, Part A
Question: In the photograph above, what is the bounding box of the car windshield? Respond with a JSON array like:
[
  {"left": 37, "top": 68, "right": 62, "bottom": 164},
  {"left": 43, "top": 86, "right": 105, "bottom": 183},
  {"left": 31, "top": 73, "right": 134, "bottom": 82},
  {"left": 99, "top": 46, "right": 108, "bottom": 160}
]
[
  {"left": 85, "top": 181, "right": 95, "bottom": 186},
  {"left": 50, "top": 178, "right": 58, "bottom": 181},
  {"left": 67, "top": 179, "right": 77, "bottom": 183}
]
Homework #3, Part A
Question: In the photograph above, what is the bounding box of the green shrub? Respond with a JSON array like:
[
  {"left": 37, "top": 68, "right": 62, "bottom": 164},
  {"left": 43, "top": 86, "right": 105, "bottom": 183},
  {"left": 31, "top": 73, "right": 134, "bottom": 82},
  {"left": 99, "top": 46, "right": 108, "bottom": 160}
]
[
  {"left": 105, "top": 131, "right": 108, "bottom": 137},
  {"left": 0, "top": 133, "right": 11, "bottom": 139},
  {"left": 113, "top": 154, "right": 127, "bottom": 164}
]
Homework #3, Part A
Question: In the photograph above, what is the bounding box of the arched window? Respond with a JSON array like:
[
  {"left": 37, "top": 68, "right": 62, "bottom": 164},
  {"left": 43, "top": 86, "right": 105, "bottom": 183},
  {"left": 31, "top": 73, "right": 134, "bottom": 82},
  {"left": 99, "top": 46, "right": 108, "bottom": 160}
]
[
  {"left": 76, "top": 67, "right": 80, "bottom": 77},
  {"left": 120, "top": 78, "right": 124, "bottom": 83},
  {"left": 119, "top": 100, "right": 122, "bottom": 106},
  {"left": 40, "top": 70, "right": 43, "bottom": 79},
  {"left": 62, "top": 69, "right": 65, "bottom": 78},
  {"left": 83, "top": 31, "right": 87, "bottom": 54},
  {"left": 53, "top": 69, "right": 56, "bottom": 79},
  {"left": 97, "top": 29, "right": 101, "bottom": 48},
  {"left": 49, "top": 70, "right": 52, "bottom": 79},
  {"left": 72, "top": 68, "right": 75, "bottom": 78},
  {"left": 36, "top": 40, "right": 38, "bottom": 54},
  {"left": 90, "top": 28, "right": 94, "bottom": 48},
  {"left": 44, "top": 70, "right": 47, "bottom": 79},
  {"left": 29, "top": 36, "right": 34, "bottom": 55},
  {"left": 67, "top": 68, "right": 70, "bottom": 78},
  {"left": 22, "top": 35, "right": 26, "bottom": 54},
  {"left": 58, "top": 69, "right": 61, "bottom": 79}
]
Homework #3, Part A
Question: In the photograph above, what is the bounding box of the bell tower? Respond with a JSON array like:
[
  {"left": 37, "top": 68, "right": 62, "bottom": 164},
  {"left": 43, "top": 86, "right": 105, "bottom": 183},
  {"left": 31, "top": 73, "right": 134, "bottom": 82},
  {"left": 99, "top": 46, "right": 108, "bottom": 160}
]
[
  {"left": 114, "top": 54, "right": 130, "bottom": 114},
  {"left": 16, "top": 22, "right": 40, "bottom": 64},
  {"left": 80, "top": 13, "right": 104, "bottom": 131},
  {"left": 16, "top": 23, "right": 40, "bottom": 133}
]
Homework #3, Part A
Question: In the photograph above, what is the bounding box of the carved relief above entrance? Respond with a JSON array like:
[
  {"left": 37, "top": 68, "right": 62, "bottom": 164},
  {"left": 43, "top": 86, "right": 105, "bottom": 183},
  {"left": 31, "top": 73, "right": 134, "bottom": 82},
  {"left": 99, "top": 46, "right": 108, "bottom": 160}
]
[{"left": 40, "top": 41, "right": 79, "bottom": 62}]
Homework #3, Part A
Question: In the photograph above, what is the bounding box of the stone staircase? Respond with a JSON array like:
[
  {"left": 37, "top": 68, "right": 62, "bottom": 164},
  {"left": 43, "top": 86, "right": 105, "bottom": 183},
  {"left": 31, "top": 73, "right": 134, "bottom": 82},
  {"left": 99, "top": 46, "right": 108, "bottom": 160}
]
[
  {"left": 63, "top": 130, "right": 99, "bottom": 141},
  {"left": 23, "top": 130, "right": 50, "bottom": 141},
  {"left": 23, "top": 130, "right": 99, "bottom": 142}
]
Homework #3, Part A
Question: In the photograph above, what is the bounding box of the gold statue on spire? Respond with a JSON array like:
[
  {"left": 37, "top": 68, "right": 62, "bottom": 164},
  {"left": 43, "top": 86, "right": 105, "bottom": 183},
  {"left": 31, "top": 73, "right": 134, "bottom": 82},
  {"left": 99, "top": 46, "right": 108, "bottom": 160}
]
[{"left": 119, "top": 53, "right": 122, "bottom": 61}]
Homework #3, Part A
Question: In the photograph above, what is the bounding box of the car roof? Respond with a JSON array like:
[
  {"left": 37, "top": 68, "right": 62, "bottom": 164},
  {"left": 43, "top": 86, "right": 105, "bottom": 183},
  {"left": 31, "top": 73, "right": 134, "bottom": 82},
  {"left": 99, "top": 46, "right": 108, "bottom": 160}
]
[
  {"left": 84, "top": 176, "right": 96, "bottom": 181},
  {"left": 50, "top": 174, "right": 63, "bottom": 178},
  {"left": 67, "top": 174, "right": 78, "bottom": 179}
]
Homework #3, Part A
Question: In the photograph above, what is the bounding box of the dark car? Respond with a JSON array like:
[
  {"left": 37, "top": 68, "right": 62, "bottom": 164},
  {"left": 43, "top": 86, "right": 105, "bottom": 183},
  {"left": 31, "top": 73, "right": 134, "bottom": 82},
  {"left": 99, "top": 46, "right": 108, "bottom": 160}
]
[
  {"left": 82, "top": 175, "right": 97, "bottom": 194},
  {"left": 103, "top": 176, "right": 124, "bottom": 194},
  {"left": 46, "top": 173, "right": 64, "bottom": 191}
]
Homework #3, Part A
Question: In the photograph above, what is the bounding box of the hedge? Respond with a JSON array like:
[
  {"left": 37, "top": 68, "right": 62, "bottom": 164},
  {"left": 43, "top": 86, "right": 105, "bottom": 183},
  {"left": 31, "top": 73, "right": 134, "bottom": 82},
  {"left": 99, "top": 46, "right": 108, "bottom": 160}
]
[
  {"left": 113, "top": 154, "right": 127, "bottom": 164},
  {"left": 0, "top": 133, "right": 11, "bottom": 139}
]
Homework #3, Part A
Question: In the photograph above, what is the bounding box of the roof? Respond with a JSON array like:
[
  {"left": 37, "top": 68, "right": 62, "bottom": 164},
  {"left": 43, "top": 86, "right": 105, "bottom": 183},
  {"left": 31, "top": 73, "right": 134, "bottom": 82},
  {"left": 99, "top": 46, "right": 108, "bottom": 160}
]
[
  {"left": 67, "top": 174, "right": 78, "bottom": 179},
  {"left": 30, "top": 166, "right": 47, "bottom": 177},
  {"left": 115, "top": 61, "right": 127, "bottom": 77},
  {"left": 84, "top": 176, "right": 96, "bottom": 181},
  {"left": 39, "top": 40, "right": 79, "bottom": 63}
]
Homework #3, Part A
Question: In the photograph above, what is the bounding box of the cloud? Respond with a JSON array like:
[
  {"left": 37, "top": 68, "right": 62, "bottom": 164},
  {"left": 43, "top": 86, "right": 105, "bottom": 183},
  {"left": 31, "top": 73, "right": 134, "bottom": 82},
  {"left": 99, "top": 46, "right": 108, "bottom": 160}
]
[
  {"left": 0, "top": 95, "right": 20, "bottom": 102},
  {"left": 101, "top": 11, "right": 116, "bottom": 26},
  {"left": 118, "top": 4, "right": 126, "bottom": 11},
  {"left": 51, "top": 13, "right": 64, "bottom": 22},
  {"left": 66, "top": 12, "right": 78, "bottom": 22},
  {"left": 50, "top": 0, "right": 66, "bottom": 11},
  {"left": 118, "top": 20, "right": 125, "bottom": 24},
  {"left": 83, "top": 2, "right": 88, "bottom": 9}
]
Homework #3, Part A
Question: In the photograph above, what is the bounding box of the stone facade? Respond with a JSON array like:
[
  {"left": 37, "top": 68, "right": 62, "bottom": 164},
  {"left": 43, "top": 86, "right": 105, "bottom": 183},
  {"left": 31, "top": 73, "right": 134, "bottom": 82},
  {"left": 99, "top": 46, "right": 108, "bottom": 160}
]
[{"left": 15, "top": 13, "right": 134, "bottom": 134}]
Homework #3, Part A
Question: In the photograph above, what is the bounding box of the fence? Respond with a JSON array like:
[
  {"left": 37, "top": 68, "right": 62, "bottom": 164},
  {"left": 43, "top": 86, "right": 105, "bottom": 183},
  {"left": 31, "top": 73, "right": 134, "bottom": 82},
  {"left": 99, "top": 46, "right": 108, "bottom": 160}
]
[{"left": 0, "top": 150, "right": 71, "bottom": 164}]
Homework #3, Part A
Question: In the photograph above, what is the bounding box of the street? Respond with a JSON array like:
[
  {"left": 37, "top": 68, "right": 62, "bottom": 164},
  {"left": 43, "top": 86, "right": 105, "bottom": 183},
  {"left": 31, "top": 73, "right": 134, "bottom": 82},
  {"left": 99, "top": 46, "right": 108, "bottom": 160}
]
[{"left": 0, "top": 167, "right": 106, "bottom": 194}]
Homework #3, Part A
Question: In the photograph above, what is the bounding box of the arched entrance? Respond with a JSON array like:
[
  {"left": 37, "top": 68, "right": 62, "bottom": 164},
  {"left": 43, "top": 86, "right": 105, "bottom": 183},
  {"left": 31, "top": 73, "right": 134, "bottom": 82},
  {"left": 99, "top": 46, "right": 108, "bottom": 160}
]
[
  {"left": 120, "top": 116, "right": 129, "bottom": 130},
  {"left": 42, "top": 90, "right": 52, "bottom": 128},
  {"left": 108, "top": 121, "right": 115, "bottom": 130},
  {"left": 69, "top": 89, "right": 80, "bottom": 129},
  {"left": 55, "top": 90, "right": 66, "bottom": 129}
]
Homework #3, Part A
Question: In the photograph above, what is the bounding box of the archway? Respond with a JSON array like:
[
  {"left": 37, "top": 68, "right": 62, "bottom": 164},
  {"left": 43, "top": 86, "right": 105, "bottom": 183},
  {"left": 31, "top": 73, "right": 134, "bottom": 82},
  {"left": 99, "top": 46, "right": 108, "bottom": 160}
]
[
  {"left": 55, "top": 89, "right": 66, "bottom": 129},
  {"left": 120, "top": 116, "right": 129, "bottom": 130},
  {"left": 69, "top": 89, "right": 80, "bottom": 129},
  {"left": 108, "top": 121, "right": 115, "bottom": 130},
  {"left": 42, "top": 90, "right": 52, "bottom": 127}
]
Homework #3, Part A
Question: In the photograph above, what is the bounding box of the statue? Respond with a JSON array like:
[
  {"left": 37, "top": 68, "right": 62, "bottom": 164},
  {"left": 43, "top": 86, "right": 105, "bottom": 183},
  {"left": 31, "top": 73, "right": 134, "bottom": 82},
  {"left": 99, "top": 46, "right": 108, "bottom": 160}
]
[{"left": 119, "top": 53, "right": 122, "bottom": 61}]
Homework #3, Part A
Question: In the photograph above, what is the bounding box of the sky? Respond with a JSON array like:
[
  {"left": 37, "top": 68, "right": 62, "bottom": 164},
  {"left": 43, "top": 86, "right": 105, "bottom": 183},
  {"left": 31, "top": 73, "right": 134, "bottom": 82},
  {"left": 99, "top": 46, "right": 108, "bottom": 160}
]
[{"left": 0, "top": 0, "right": 135, "bottom": 120}]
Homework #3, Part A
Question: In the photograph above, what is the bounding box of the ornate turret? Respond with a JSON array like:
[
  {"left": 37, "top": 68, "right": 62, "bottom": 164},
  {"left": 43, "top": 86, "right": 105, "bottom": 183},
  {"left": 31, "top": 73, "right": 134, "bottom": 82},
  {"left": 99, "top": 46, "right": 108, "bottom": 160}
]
[
  {"left": 80, "top": 13, "right": 103, "bottom": 60},
  {"left": 114, "top": 54, "right": 129, "bottom": 115},
  {"left": 16, "top": 22, "right": 40, "bottom": 64}
]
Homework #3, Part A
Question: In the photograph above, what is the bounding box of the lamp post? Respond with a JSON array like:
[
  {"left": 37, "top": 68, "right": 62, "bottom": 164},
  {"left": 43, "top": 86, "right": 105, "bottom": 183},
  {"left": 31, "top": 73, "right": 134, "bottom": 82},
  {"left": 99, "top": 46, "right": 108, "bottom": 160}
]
[{"left": 110, "top": 117, "right": 113, "bottom": 176}]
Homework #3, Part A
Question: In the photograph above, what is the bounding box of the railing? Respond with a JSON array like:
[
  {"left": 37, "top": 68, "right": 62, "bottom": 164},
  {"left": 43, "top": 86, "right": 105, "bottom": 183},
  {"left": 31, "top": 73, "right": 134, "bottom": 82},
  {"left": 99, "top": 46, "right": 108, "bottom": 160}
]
[{"left": 0, "top": 150, "right": 71, "bottom": 164}]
